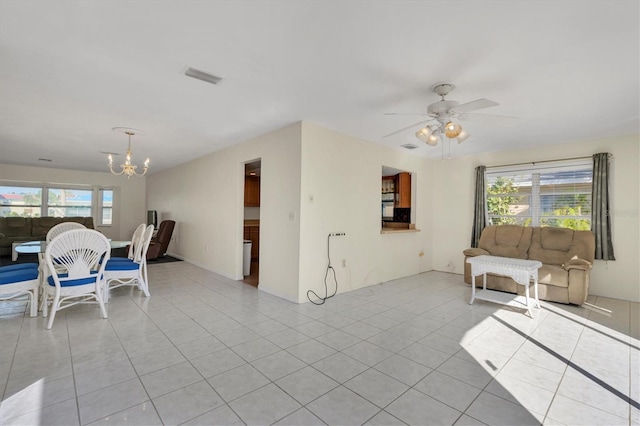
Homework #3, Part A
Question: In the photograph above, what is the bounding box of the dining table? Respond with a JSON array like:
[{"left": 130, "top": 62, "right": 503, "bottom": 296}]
[
  {"left": 14, "top": 239, "right": 131, "bottom": 256},
  {"left": 14, "top": 240, "right": 131, "bottom": 311}
]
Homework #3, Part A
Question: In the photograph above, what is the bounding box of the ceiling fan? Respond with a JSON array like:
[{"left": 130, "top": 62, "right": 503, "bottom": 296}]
[{"left": 384, "top": 82, "right": 512, "bottom": 146}]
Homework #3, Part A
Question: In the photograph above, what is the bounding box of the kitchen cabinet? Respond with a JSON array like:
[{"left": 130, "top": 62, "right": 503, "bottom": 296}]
[
  {"left": 244, "top": 176, "right": 260, "bottom": 207},
  {"left": 395, "top": 172, "right": 411, "bottom": 208},
  {"left": 382, "top": 176, "right": 395, "bottom": 194},
  {"left": 244, "top": 223, "right": 259, "bottom": 261}
]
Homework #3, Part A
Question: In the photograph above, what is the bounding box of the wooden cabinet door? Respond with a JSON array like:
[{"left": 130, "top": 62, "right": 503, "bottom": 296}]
[
  {"left": 382, "top": 176, "right": 395, "bottom": 194},
  {"left": 244, "top": 176, "right": 261, "bottom": 207},
  {"left": 395, "top": 172, "right": 411, "bottom": 208}
]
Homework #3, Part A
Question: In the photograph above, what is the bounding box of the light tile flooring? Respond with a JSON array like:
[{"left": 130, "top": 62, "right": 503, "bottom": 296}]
[{"left": 0, "top": 262, "right": 638, "bottom": 425}]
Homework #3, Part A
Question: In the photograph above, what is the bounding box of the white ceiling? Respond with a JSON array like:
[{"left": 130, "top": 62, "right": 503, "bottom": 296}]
[{"left": 1, "top": 1, "right": 638, "bottom": 175}]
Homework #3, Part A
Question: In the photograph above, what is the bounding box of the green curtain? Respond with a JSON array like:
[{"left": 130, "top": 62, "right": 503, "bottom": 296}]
[
  {"left": 471, "top": 165, "right": 487, "bottom": 248},
  {"left": 591, "top": 153, "right": 615, "bottom": 260}
]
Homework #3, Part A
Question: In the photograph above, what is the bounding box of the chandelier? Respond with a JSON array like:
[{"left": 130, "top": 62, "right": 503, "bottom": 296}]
[
  {"left": 415, "top": 120, "right": 469, "bottom": 146},
  {"left": 108, "top": 128, "right": 149, "bottom": 178}
]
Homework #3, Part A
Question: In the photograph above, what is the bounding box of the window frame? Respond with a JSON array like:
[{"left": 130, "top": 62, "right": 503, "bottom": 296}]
[
  {"left": 0, "top": 182, "right": 108, "bottom": 220},
  {"left": 0, "top": 184, "right": 43, "bottom": 217},
  {"left": 485, "top": 159, "right": 593, "bottom": 230},
  {"left": 98, "top": 188, "right": 114, "bottom": 226},
  {"left": 46, "top": 186, "right": 94, "bottom": 218}
]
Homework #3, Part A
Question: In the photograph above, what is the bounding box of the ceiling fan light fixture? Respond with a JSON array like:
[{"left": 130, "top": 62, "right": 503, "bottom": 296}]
[
  {"left": 415, "top": 126, "right": 432, "bottom": 143},
  {"left": 444, "top": 121, "right": 462, "bottom": 138},
  {"left": 457, "top": 130, "right": 470, "bottom": 143},
  {"left": 426, "top": 134, "right": 439, "bottom": 146}
]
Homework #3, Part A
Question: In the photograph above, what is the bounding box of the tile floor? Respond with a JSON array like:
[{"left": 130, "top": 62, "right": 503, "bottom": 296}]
[{"left": 0, "top": 262, "right": 638, "bottom": 425}]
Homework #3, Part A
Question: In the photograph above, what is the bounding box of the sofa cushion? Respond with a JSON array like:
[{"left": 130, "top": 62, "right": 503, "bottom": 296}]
[
  {"left": 538, "top": 264, "right": 569, "bottom": 288},
  {"left": 478, "top": 225, "right": 532, "bottom": 259},
  {"left": 568, "top": 231, "right": 596, "bottom": 263},
  {"left": 0, "top": 268, "right": 39, "bottom": 285},
  {"left": 0, "top": 217, "right": 32, "bottom": 238},
  {"left": 6, "top": 217, "right": 28, "bottom": 228},
  {"left": 0, "top": 263, "right": 40, "bottom": 273},
  {"left": 463, "top": 248, "right": 489, "bottom": 257},
  {"left": 529, "top": 228, "right": 595, "bottom": 266},
  {"left": 31, "top": 217, "right": 62, "bottom": 238},
  {"left": 563, "top": 257, "right": 592, "bottom": 271},
  {"left": 541, "top": 227, "right": 573, "bottom": 251},
  {"left": 62, "top": 217, "right": 94, "bottom": 228},
  {"left": 495, "top": 225, "right": 524, "bottom": 247}
]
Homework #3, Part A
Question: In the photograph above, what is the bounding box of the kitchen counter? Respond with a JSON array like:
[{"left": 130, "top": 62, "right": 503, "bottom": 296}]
[{"left": 381, "top": 222, "right": 420, "bottom": 234}]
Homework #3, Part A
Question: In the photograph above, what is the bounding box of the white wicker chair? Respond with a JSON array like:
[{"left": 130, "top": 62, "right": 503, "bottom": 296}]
[
  {"left": 0, "top": 264, "right": 40, "bottom": 317},
  {"left": 42, "top": 229, "right": 110, "bottom": 329},
  {"left": 111, "top": 223, "right": 146, "bottom": 262},
  {"left": 46, "top": 221, "right": 86, "bottom": 242},
  {"left": 40, "top": 221, "right": 88, "bottom": 311},
  {"left": 105, "top": 225, "right": 154, "bottom": 299}
]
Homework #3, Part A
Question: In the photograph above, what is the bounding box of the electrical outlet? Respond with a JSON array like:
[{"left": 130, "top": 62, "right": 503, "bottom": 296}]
[{"left": 342, "top": 259, "right": 346, "bottom": 267}]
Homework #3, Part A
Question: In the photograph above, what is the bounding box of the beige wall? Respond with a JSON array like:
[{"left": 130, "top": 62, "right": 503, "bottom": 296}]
[
  {"left": 146, "top": 121, "right": 434, "bottom": 303},
  {"left": 298, "top": 122, "right": 433, "bottom": 303},
  {"left": 4, "top": 129, "right": 637, "bottom": 303},
  {"left": 431, "top": 134, "right": 640, "bottom": 302},
  {"left": 146, "top": 123, "right": 302, "bottom": 302},
  {"left": 0, "top": 163, "right": 146, "bottom": 240}
]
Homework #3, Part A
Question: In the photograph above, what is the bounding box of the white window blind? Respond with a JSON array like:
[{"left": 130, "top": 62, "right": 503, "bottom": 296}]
[
  {"left": 485, "top": 159, "right": 593, "bottom": 230},
  {"left": 47, "top": 188, "right": 92, "bottom": 217},
  {"left": 98, "top": 189, "right": 113, "bottom": 226}
]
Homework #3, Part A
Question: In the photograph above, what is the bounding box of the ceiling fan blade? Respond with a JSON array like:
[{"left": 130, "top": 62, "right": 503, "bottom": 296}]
[
  {"left": 384, "top": 112, "right": 430, "bottom": 116},
  {"left": 382, "top": 118, "right": 434, "bottom": 138},
  {"left": 460, "top": 112, "right": 521, "bottom": 120},
  {"left": 451, "top": 98, "right": 499, "bottom": 114}
]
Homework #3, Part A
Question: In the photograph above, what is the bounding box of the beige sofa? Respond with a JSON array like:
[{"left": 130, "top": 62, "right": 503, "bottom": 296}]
[{"left": 463, "top": 225, "right": 595, "bottom": 305}]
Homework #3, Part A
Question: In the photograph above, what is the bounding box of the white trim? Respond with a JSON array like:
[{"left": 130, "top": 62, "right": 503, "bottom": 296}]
[{"left": 487, "top": 158, "right": 592, "bottom": 176}]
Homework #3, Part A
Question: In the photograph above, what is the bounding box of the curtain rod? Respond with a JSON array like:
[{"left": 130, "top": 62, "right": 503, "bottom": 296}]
[{"left": 486, "top": 153, "right": 612, "bottom": 170}]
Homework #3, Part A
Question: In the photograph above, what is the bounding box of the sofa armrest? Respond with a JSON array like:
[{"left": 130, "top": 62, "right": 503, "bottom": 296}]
[
  {"left": 563, "top": 258, "right": 592, "bottom": 271},
  {"left": 463, "top": 248, "right": 490, "bottom": 257}
]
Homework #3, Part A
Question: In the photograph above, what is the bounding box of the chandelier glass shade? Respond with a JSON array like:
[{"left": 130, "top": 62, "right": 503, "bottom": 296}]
[
  {"left": 108, "top": 128, "right": 149, "bottom": 178},
  {"left": 415, "top": 120, "right": 469, "bottom": 146}
]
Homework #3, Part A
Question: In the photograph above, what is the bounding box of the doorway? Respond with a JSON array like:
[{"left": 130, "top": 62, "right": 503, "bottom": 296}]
[{"left": 243, "top": 159, "right": 261, "bottom": 286}]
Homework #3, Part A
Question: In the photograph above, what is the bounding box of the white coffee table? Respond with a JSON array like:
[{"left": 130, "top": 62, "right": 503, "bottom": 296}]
[{"left": 466, "top": 255, "right": 542, "bottom": 317}]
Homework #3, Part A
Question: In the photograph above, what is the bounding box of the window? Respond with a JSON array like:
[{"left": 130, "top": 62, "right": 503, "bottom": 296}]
[
  {"left": 99, "top": 189, "right": 113, "bottom": 225},
  {"left": 47, "top": 188, "right": 92, "bottom": 217},
  {"left": 1, "top": 184, "right": 99, "bottom": 219},
  {"left": 486, "top": 159, "right": 592, "bottom": 230},
  {"left": 0, "top": 185, "right": 43, "bottom": 217}
]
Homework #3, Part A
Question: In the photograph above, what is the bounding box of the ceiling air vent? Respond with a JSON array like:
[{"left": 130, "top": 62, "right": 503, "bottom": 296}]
[
  {"left": 401, "top": 143, "right": 418, "bottom": 150},
  {"left": 185, "top": 67, "right": 222, "bottom": 85}
]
